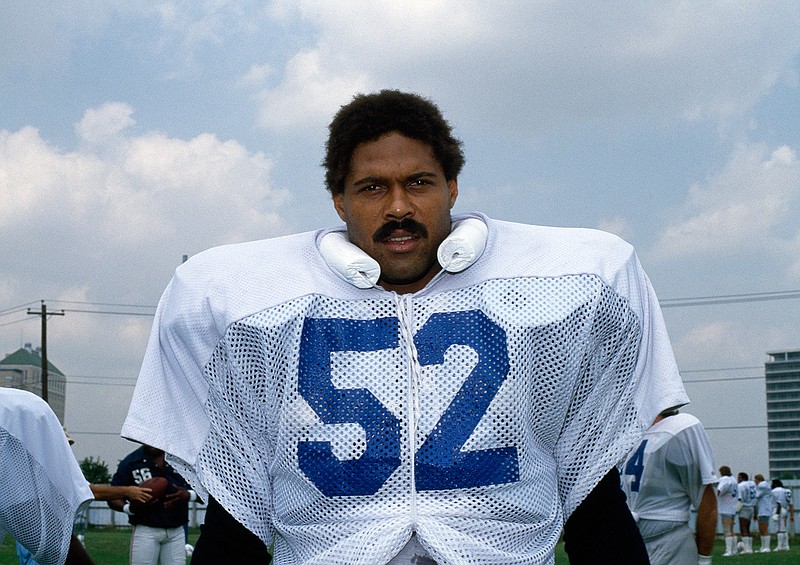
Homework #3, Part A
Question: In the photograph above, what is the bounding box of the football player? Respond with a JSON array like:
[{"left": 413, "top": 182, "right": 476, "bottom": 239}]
[
  {"left": 716, "top": 465, "right": 739, "bottom": 555},
  {"left": 621, "top": 409, "right": 718, "bottom": 565},
  {"left": 771, "top": 479, "right": 795, "bottom": 551},
  {"left": 107, "top": 444, "right": 196, "bottom": 565},
  {"left": 754, "top": 474, "right": 773, "bottom": 552},
  {"left": 736, "top": 472, "right": 757, "bottom": 553},
  {"left": 123, "top": 89, "right": 689, "bottom": 564},
  {"left": 0, "top": 388, "right": 95, "bottom": 565}
]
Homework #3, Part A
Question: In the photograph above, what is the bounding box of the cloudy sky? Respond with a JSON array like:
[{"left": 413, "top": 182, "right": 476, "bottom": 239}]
[{"left": 2, "top": 1, "right": 800, "bottom": 475}]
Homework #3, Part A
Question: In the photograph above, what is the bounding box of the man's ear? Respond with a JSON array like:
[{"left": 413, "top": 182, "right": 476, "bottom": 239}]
[
  {"left": 332, "top": 193, "right": 346, "bottom": 221},
  {"left": 448, "top": 178, "right": 458, "bottom": 208}
]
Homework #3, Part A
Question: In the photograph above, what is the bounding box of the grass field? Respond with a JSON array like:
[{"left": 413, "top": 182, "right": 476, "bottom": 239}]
[
  {"left": 1, "top": 530, "right": 798, "bottom": 563},
  {"left": 1, "top": 527, "right": 201, "bottom": 565}
]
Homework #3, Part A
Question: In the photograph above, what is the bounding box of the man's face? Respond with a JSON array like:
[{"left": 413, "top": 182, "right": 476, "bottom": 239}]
[
  {"left": 144, "top": 445, "right": 164, "bottom": 459},
  {"left": 333, "top": 132, "right": 458, "bottom": 294}
]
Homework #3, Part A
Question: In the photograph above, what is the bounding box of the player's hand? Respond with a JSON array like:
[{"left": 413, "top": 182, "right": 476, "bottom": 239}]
[
  {"left": 126, "top": 486, "right": 154, "bottom": 504},
  {"left": 163, "top": 485, "right": 190, "bottom": 509}
]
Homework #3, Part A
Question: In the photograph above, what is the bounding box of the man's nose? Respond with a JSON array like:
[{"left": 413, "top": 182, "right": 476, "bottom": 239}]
[{"left": 385, "top": 186, "right": 413, "bottom": 220}]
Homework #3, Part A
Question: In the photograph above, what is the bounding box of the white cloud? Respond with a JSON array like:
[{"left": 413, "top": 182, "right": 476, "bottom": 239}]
[
  {"left": 0, "top": 1, "right": 131, "bottom": 72},
  {"left": 7, "top": 2, "right": 798, "bottom": 139},
  {"left": 672, "top": 320, "right": 747, "bottom": 368},
  {"left": 249, "top": 1, "right": 487, "bottom": 131},
  {"left": 596, "top": 216, "right": 634, "bottom": 241},
  {"left": 75, "top": 102, "right": 137, "bottom": 146},
  {"left": 787, "top": 231, "right": 800, "bottom": 282},
  {"left": 0, "top": 104, "right": 292, "bottom": 297},
  {"left": 254, "top": 1, "right": 800, "bottom": 137},
  {"left": 652, "top": 142, "right": 800, "bottom": 259},
  {"left": 121, "top": 130, "right": 291, "bottom": 245},
  {"left": 253, "top": 50, "right": 371, "bottom": 131},
  {"left": 148, "top": 0, "right": 259, "bottom": 43},
  {"left": 0, "top": 102, "right": 295, "bottom": 413},
  {"left": 237, "top": 63, "right": 274, "bottom": 88}
]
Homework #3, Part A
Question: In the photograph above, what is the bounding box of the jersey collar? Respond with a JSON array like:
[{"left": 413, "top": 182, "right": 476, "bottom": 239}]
[{"left": 318, "top": 213, "right": 488, "bottom": 289}]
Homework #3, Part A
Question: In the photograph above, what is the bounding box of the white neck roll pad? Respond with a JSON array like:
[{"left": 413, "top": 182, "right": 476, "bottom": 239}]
[{"left": 319, "top": 217, "right": 488, "bottom": 288}]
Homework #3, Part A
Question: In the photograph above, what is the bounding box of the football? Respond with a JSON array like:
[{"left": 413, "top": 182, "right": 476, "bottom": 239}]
[{"left": 138, "top": 476, "right": 169, "bottom": 505}]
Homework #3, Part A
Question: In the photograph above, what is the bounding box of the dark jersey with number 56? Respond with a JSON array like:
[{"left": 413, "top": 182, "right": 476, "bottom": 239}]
[{"left": 111, "top": 445, "right": 190, "bottom": 528}]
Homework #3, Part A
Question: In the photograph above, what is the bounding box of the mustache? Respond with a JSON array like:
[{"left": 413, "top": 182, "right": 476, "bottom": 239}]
[{"left": 372, "top": 218, "right": 429, "bottom": 243}]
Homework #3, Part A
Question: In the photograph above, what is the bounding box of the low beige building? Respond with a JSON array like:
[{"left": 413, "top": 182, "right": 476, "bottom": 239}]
[{"left": 0, "top": 343, "right": 67, "bottom": 422}]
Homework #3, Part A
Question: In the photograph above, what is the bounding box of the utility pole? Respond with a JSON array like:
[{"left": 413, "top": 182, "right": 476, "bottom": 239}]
[{"left": 27, "top": 301, "right": 64, "bottom": 403}]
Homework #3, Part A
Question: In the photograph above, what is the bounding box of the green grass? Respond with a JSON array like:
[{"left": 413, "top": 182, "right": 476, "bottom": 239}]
[
  {"left": 1, "top": 527, "right": 201, "bottom": 565},
  {"left": 553, "top": 537, "right": 800, "bottom": 564},
  {"left": 2, "top": 530, "right": 798, "bottom": 563}
]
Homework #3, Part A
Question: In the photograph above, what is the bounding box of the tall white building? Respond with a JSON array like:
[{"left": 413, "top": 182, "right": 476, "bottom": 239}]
[{"left": 765, "top": 349, "right": 800, "bottom": 479}]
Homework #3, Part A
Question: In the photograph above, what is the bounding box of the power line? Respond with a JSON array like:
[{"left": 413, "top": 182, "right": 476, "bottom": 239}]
[
  {"left": 704, "top": 425, "right": 769, "bottom": 431},
  {"left": 682, "top": 375, "right": 764, "bottom": 384},
  {"left": 0, "top": 301, "right": 40, "bottom": 316},
  {"left": 0, "top": 300, "right": 156, "bottom": 322},
  {"left": 61, "top": 308, "right": 155, "bottom": 317},
  {"left": 681, "top": 366, "right": 762, "bottom": 374},
  {"left": 661, "top": 289, "right": 800, "bottom": 308},
  {"left": 3, "top": 287, "right": 799, "bottom": 323},
  {"left": 68, "top": 374, "right": 137, "bottom": 381},
  {"left": 0, "top": 316, "right": 34, "bottom": 328},
  {"left": 46, "top": 299, "right": 155, "bottom": 309},
  {"left": 27, "top": 302, "right": 64, "bottom": 403},
  {"left": 68, "top": 380, "right": 137, "bottom": 387}
]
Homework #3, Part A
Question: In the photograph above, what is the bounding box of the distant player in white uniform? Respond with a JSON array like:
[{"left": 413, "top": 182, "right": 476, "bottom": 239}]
[
  {"left": 621, "top": 410, "right": 717, "bottom": 565},
  {"left": 122, "top": 90, "right": 689, "bottom": 564},
  {"left": 716, "top": 466, "right": 739, "bottom": 556},
  {"left": 771, "top": 479, "right": 795, "bottom": 551},
  {"left": 736, "top": 472, "right": 757, "bottom": 553},
  {"left": 754, "top": 474, "right": 773, "bottom": 552},
  {"left": 0, "top": 388, "right": 95, "bottom": 565}
]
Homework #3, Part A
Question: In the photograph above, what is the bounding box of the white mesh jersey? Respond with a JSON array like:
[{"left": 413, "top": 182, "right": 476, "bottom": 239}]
[
  {"left": 621, "top": 413, "right": 716, "bottom": 523},
  {"left": 772, "top": 486, "right": 792, "bottom": 512},
  {"left": 739, "top": 479, "right": 757, "bottom": 508},
  {"left": 756, "top": 480, "right": 773, "bottom": 516},
  {"left": 123, "top": 213, "right": 688, "bottom": 564},
  {"left": 0, "top": 388, "right": 93, "bottom": 565},
  {"left": 717, "top": 475, "right": 739, "bottom": 515}
]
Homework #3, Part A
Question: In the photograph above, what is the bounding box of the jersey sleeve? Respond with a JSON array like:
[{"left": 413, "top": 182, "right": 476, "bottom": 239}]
[
  {"left": 0, "top": 389, "right": 93, "bottom": 565},
  {"left": 554, "top": 248, "right": 688, "bottom": 518},
  {"left": 664, "top": 421, "right": 717, "bottom": 508},
  {"left": 121, "top": 254, "right": 277, "bottom": 547},
  {"left": 122, "top": 271, "right": 218, "bottom": 470}
]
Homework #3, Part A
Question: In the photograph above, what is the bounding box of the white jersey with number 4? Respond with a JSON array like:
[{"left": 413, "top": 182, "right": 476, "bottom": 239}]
[
  {"left": 123, "top": 213, "right": 688, "bottom": 565},
  {"left": 622, "top": 413, "right": 716, "bottom": 523}
]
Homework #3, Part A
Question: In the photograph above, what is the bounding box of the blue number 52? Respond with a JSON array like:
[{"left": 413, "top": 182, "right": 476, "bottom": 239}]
[{"left": 298, "top": 309, "right": 518, "bottom": 497}]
